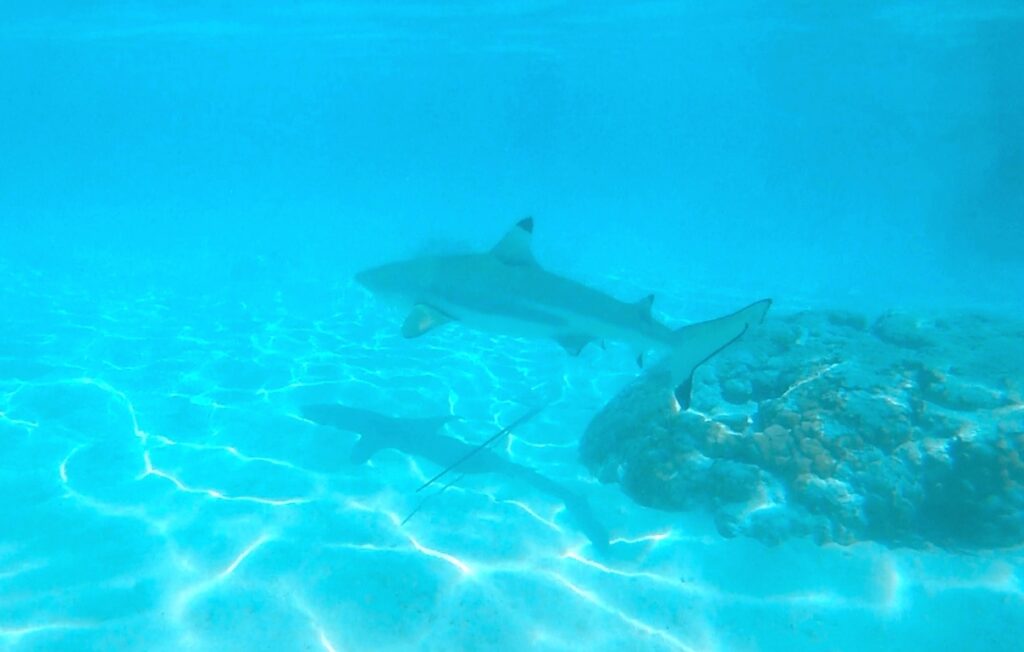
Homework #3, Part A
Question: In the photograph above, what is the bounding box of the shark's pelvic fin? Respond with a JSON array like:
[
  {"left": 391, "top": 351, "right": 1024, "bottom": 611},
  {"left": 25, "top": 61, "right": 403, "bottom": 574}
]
[
  {"left": 556, "top": 333, "right": 592, "bottom": 356},
  {"left": 491, "top": 217, "right": 537, "bottom": 266},
  {"left": 402, "top": 304, "right": 453, "bottom": 338}
]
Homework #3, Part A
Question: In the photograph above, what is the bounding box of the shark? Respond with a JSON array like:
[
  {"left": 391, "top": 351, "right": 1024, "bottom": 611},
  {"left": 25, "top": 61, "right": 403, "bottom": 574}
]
[
  {"left": 301, "top": 403, "right": 610, "bottom": 548},
  {"left": 355, "top": 218, "right": 771, "bottom": 408}
]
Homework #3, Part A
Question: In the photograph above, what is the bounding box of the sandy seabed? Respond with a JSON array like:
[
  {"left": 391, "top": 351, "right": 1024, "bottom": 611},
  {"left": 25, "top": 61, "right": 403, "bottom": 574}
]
[{"left": 1, "top": 270, "right": 1021, "bottom": 652}]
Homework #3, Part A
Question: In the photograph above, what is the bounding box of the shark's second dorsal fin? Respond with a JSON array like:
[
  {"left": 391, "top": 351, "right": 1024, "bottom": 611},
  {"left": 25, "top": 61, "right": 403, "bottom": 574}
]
[
  {"left": 491, "top": 217, "right": 536, "bottom": 266},
  {"left": 633, "top": 294, "right": 655, "bottom": 320}
]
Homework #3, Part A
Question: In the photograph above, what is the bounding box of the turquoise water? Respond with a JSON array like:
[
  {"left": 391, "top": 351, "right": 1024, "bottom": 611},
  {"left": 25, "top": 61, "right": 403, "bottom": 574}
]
[{"left": 2, "top": 3, "right": 1022, "bottom": 651}]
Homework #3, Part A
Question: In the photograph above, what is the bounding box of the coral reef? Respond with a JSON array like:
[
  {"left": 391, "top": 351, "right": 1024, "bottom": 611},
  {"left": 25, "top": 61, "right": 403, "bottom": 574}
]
[{"left": 580, "top": 309, "right": 1024, "bottom": 549}]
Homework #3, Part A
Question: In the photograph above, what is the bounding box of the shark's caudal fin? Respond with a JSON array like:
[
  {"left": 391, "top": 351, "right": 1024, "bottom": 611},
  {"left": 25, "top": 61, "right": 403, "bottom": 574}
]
[{"left": 670, "top": 298, "right": 772, "bottom": 409}]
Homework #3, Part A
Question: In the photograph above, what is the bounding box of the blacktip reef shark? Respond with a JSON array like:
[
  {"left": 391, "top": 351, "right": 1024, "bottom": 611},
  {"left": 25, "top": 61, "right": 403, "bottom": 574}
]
[
  {"left": 301, "top": 403, "right": 610, "bottom": 549},
  {"left": 355, "top": 218, "right": 771, "bottom": 408}
]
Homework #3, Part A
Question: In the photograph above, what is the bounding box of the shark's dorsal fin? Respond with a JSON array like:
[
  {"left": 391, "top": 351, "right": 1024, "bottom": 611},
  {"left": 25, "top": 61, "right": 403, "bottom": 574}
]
[
  {"left": 491, "top": 217, "right": 536, "bottom": 266},
  {"left": 633, "top": 294, "right": 655, "bottom": 320},
  {"left": 402, "top": 304, "right": 453, "bottom": 338}
]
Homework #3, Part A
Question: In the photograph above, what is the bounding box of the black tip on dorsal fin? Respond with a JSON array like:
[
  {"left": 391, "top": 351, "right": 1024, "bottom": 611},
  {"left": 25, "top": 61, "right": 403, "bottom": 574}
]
[{"left": 492, "top": 217, "right": 537, "bottom": 266}]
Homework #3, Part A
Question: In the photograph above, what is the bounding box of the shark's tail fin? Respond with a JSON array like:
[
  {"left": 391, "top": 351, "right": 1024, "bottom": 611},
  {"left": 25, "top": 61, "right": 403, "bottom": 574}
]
[{"left": 670, "top": 298, "right": 771, "bottom": 409}]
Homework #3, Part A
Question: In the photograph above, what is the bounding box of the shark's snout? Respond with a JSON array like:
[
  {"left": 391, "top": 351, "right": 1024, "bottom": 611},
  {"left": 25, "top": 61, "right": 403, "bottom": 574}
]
[
  {"left": 355, "top": 265, "right": 390, "bottom": 293},
  {"left": 354, "top": 260, "right": 427, "bottom": 299},
  {"left": 353, "top": 268, "right": 372, "bottom": 289}
]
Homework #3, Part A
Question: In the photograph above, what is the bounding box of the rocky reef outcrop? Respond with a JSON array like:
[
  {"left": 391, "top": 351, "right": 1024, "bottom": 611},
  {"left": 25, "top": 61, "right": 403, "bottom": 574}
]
[{"left": 580, "top": 310, "right": 1024, "bottom": 549}]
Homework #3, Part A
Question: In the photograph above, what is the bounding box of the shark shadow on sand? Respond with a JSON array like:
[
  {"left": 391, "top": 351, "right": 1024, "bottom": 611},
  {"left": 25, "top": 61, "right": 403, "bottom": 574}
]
[{"left": 302, "top": 403, "right": 610, "bottom": 549}]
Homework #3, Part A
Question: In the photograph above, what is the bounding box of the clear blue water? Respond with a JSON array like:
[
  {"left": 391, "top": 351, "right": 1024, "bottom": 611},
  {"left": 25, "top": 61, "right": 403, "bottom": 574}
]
[{"left": 1, "top": 3, "right": 1022, "bottom": 651}]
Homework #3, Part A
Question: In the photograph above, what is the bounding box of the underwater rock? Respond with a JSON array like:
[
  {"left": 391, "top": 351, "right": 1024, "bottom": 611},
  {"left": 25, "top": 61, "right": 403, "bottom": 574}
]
[
  {"left": 580, "top": 308, "right": 1024, "bottom": 550},
  {"left": 872, "top": 311, "right": 936, "bottom": 348},
  {"left": 916, "top": 367, "right": 1007, "bottom": 411},
  {"left": 721, "top": 377, "right": 753, "bottom": 404},
  {"left": 825, "top": 310, "right": 869, "bottom": 331}
]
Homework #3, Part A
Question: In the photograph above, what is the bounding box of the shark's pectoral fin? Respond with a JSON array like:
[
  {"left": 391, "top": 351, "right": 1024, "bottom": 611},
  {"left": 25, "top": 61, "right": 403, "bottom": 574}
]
[
  {"left": 350, "top": 435, "right": 383, "bottom": 464},
  {"left": 491, "top": 217, "right": 537, "bottom": 266},
  {"left": 556, "top": 333, "right": 593, "bottom": 356},
  {"left": 402, "top": 304, "right": 454, "bottom": 338}
]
